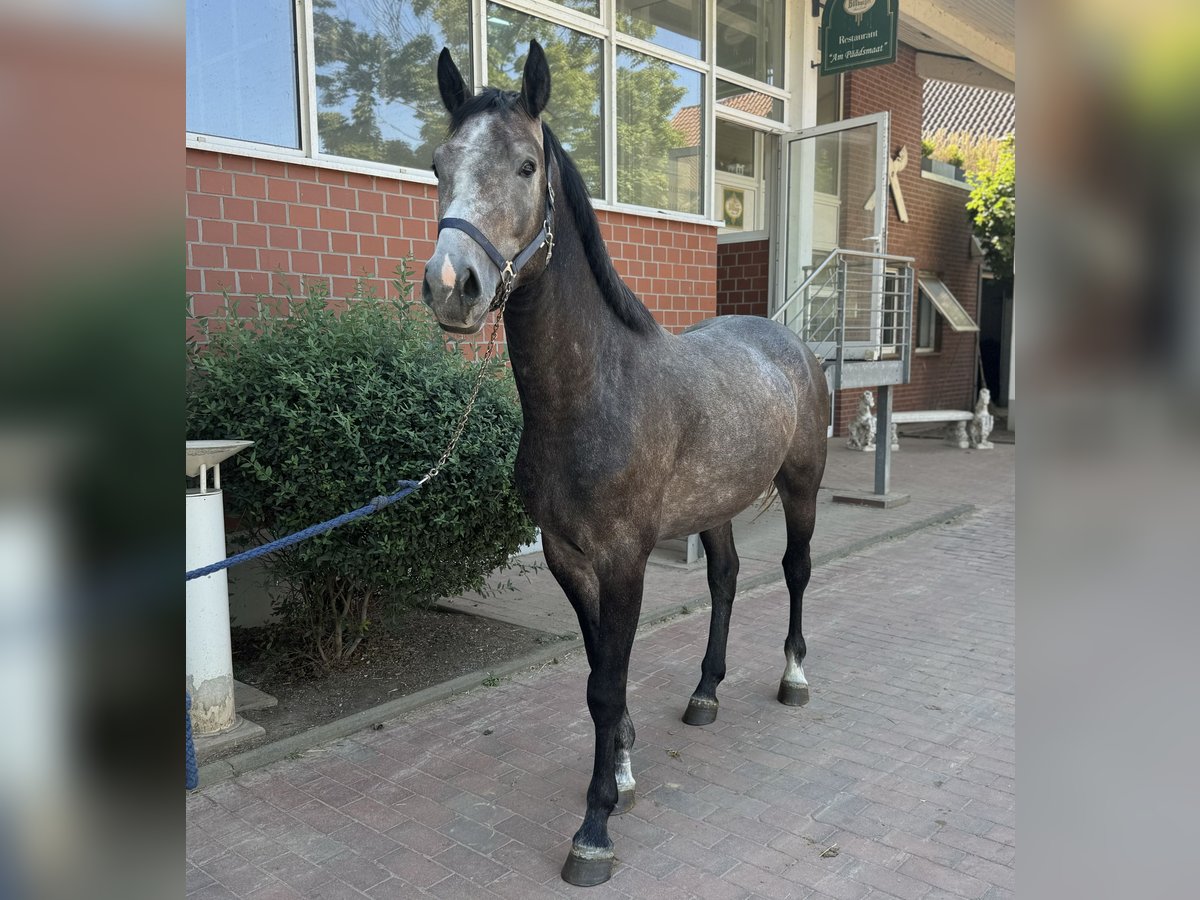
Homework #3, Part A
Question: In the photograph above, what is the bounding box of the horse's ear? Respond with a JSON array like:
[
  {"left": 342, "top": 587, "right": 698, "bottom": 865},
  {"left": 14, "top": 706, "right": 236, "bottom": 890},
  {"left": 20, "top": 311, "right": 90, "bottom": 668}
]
[
  {"left": 520, "top": 40, "right": 551, "bottom": 119},
  {"left": 438, "top": 47, "right": 469, "bottom": 114}
]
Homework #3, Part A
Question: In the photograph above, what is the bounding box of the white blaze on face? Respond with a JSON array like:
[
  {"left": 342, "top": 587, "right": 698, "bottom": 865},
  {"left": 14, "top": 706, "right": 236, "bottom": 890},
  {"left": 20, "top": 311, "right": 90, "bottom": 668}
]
[{"left": 440, "top": 255, "right": 456, "bottom": 288}]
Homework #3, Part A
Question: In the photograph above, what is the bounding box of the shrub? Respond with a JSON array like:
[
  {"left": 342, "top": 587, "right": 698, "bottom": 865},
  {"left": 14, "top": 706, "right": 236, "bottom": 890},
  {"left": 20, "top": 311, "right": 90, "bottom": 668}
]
[
  {"left": 186, "top": 266, "right": 535, "bottom": 666},
  {"left": 966, "top": 134, "right": 1016, "bottom": 289}
]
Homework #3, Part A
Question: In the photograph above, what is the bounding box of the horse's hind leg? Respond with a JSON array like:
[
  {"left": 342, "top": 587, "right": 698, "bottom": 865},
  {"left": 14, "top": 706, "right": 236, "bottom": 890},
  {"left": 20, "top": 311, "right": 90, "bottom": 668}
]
[
  {"left": 775, "top": 468, "right": 820, "bottom": 707},
  {"left": 683, "top": 521, "right": 739, "bottom": 726}
]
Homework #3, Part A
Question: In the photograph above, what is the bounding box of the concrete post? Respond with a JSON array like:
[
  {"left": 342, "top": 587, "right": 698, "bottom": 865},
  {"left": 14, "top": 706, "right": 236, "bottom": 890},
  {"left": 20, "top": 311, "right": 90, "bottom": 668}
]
[{"left": 186, "top": 486, "right": 236, "bottom": 734}]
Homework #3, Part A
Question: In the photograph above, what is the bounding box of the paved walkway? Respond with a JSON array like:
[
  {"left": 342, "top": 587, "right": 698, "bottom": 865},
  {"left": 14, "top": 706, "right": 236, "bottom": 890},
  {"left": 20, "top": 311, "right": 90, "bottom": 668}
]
[
  {"left": 438, "top": 437, "right": 1007, "bottom": 636},
  {"left": 187, "top": 440, "right": 1014, "bottom": 900}
]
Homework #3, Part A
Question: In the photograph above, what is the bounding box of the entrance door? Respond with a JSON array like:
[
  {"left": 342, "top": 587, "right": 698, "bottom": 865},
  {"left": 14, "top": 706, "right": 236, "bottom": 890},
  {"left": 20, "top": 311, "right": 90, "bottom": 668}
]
[{"left": 775, "top": 112, "right": 891, "bottom": 361}]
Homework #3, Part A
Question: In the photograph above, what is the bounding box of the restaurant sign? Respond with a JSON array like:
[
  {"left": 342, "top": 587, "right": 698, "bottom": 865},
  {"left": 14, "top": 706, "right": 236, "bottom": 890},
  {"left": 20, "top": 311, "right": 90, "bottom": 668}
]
[{"left": 819, "top": 0, "right": 898, "bottom": 76}]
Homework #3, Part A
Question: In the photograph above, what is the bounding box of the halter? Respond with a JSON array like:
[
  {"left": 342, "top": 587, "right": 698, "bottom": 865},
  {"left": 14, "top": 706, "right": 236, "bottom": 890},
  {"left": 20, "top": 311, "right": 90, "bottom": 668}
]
[{"left": 436, "top": 140, "right": 556, "bottom": 310}]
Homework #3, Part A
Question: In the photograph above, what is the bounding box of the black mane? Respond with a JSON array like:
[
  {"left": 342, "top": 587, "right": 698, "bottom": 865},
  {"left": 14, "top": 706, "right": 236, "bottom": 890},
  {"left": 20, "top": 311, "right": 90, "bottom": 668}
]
[{"left": 449, "top": 88, "right": 659, "bottom": 335}]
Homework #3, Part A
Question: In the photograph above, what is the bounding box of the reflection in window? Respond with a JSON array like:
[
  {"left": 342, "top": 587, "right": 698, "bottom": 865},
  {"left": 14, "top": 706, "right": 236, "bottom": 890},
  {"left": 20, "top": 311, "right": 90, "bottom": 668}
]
[
  {"left": 715, "top": 0, "right": 783, "bottom": 86},
  {"left": 617, "top": 0, "right": 703, "bottom": 58},
  {"left": 314, "top": 0, "right": 471, "bottom": 169},
  {"left": 816, "top": 73, "right": 842, "bottom": 125},
  {"left": 716, "top": 119, "right": 755, "bottom": 177},
  {"left": 617, "top": 50, "right": 703, "bottom": 214},
  {"left": 716, "top": 79, "right": 782, "bottom": 121},
  {"left": 186, "top": 0, "right": 300, "bottom": 148},
  {"left": 487, "top": 5, "right": 604, "bottom": 197},
  {"left": 543, "top": 0, "right": 600, "bottom": 16}
]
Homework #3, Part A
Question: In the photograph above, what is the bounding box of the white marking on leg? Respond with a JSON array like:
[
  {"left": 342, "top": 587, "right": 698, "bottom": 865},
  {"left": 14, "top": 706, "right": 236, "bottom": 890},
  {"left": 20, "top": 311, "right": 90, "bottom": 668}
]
[
  {"left": 615, "top": 749, "right": 635, "bottom": 792},
  {"left": 782, "top": 652, "right": 808, "bottom": 687}
]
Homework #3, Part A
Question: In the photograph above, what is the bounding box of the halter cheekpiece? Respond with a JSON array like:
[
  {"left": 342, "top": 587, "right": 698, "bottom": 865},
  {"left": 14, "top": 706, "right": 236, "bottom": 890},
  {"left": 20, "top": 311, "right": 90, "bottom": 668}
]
[{"left": 436, "top": 139, "right": 556, "bottom": 310}]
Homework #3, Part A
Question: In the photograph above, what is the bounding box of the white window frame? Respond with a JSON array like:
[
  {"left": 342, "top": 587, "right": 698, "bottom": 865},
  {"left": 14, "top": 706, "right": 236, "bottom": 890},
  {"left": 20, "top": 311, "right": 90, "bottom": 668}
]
[{"left": 185, "top": 0, "right": 792, "bottom": 222}]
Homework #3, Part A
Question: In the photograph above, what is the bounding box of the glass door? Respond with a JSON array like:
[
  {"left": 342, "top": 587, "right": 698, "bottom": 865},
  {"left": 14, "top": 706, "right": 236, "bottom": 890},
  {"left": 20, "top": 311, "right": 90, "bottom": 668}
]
[{"left": 775, "top": 112, "right": 890, "bottom": 360}]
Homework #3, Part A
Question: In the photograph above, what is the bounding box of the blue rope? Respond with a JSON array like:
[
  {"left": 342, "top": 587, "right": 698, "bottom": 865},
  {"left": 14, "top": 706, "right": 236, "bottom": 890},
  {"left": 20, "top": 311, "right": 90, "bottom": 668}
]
[
  {"left": 185, "top": 480, "right": 421, "bottom": 581},
  {"left": 185, "top": 691, "right": 199, "bottom": 790}
]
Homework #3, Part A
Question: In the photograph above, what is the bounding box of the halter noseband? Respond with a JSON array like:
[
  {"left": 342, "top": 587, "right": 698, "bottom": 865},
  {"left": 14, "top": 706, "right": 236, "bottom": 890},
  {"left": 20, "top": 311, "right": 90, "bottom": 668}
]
[{"left": 436, "top": 140, "right": 556, "bottom": 310}]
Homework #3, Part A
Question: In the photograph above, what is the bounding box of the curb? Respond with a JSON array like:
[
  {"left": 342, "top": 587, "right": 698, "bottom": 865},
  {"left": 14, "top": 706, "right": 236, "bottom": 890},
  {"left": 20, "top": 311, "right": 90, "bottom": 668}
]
[{"left": 196, "top": 501, "right": 975, "bottom": 789}]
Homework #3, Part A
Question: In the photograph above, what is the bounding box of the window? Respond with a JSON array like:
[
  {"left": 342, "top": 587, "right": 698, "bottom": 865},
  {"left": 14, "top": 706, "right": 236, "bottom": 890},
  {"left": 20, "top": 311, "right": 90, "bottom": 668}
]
[
  {"left": 716, "top": 80, "right": 782, "bottom": 122},
  {"left": 916, "top": 287, "right": 940, "bottom": 352},
  {"left": 715, "top": 119, "right": 766, "bottom": 232},
  {"left": 487, "top": 5, "right": 604, "bottom": 197},
  {"left": 816, "top": 72, "right": 842, "bottom": 125},
  {"left": 617, "top": 50, "right": 704, "bottom": 214},
  {"left": 186, "top": 1, "right": 792, "bottom": 220},
  {"left": 881, "top": 269, "right": 906, "bottom": 351},
  {"left": 185, "top": 0, "right": 301, "bottom": 148},
  {"left": 617, "top": 0, "right": 704, "bottom": 57},
  {"left": 716, "top": 0, "right": 783, "bottom": 86},
  {"left": 314, "top": 0, "right": 471, "bottom": 169}
]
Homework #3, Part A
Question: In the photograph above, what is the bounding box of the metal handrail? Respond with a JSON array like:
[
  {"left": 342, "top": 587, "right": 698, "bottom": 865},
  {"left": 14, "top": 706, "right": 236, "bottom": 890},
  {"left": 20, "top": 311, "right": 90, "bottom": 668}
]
[{"left": 771, "top": 248, "right": 916, "bottom": 325}]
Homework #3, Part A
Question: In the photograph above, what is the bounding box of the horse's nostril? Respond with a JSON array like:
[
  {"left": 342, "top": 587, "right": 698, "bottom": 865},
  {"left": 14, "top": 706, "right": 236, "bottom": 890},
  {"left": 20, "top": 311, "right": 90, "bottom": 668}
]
[
  {"left": 421, "top": 272, "right": 434, "bottom": 302},
  {"left": 461, "top": 266, "right": 481, "bottom": 301}
]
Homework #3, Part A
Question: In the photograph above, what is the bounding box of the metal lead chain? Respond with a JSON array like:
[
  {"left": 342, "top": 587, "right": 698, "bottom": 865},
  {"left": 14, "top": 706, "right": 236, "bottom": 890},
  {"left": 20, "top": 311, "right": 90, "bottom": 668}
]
[{"left": 418, "top": 280, "right": 514, "bottom": 486}]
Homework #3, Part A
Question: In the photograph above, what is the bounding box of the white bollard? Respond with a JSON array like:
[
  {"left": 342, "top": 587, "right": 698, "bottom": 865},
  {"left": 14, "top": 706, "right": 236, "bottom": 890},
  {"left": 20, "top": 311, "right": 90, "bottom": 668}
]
[{"left": 185, "top": 440, "right": 252, "bottom": 736}]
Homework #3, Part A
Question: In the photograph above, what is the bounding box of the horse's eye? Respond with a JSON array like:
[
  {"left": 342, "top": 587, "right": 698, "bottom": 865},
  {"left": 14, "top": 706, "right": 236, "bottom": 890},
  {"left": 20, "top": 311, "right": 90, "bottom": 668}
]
[{"left": 519, "top": 160, "right": 536, "bottom": 178}]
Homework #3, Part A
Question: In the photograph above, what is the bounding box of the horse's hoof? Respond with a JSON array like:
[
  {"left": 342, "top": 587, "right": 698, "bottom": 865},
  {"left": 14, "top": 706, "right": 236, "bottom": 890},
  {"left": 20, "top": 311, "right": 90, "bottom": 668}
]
[
  {"left": 561, "top": 849, "right": 615, "bottom": 886},
  {"left": 778, "top": 681, "right": 810, "bottom": 707},
  {"left": 683, "top": 698, "right": 718, "bottom": 726},
  {"left": 613, "top": 787, "right": 636, "bottom": 815}
]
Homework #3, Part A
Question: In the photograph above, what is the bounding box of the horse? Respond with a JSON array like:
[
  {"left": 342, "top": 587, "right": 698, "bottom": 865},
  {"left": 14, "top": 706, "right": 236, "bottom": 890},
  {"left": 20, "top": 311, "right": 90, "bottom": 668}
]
[{"left": 422, "top": 41, "right": 829, "bottom": 887}]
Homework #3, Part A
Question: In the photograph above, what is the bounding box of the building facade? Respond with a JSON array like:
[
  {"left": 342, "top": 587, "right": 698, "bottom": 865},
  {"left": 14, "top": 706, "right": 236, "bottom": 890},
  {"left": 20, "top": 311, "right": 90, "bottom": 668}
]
[{"left": 186, "top": 1, "right": 1014, "bottom": 426}]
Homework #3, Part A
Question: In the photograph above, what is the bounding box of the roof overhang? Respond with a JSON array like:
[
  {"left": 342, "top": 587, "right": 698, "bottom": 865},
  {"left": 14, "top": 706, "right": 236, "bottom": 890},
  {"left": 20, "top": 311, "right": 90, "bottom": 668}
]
[{"left": 899, "top": 0, "right": 1015, "bottom": 89}]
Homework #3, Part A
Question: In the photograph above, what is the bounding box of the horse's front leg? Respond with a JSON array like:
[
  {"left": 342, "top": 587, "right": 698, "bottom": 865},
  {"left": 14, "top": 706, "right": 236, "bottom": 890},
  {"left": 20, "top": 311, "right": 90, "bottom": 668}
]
[{"left": 561, "top": 552, "right": 647, "bottom": 887}]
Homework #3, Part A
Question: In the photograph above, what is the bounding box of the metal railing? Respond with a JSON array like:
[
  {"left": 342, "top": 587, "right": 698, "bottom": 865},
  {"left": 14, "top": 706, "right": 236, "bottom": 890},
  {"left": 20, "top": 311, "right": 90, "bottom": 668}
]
[{"left": 771, "top": 248, "right": 916, "bottom": 387}]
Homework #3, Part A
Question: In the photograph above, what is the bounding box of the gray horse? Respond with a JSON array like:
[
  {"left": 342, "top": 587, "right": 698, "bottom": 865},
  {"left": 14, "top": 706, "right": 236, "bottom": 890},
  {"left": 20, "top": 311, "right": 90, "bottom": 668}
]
[{"left": 423, "top": 42, "right": 828, "bottom": 886}]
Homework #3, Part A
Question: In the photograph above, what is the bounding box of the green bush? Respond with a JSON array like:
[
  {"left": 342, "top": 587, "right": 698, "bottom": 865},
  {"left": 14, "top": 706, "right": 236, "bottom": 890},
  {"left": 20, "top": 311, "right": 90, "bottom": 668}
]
[
  {"left": 186, "top": 267, "right": 535, "bottom": 666},
  {"left": 966, "top": 133, "right": 1016, "bottom": 288}
]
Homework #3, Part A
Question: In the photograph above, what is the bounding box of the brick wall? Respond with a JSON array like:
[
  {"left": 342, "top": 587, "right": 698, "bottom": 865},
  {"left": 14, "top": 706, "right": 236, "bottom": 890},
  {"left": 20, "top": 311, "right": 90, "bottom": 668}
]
[
  {"left": 836, "top": 43, "right": 983, "bottom": 433},
  {"left": 715, "top": 238, "right": 770, "bottom": 318},
  {"left": 186, "top": 149, "right": 716, "bottom": 348}
]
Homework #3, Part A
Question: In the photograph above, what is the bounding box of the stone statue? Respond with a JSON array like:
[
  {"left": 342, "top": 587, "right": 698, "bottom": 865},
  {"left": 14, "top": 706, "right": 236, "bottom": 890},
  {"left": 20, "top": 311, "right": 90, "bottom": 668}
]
[
  {"left": 969, "top": 388, "right": 995, "bottom": 449},
  {"left": 847, "top": 391, "right": 877, "bottom": 451}
]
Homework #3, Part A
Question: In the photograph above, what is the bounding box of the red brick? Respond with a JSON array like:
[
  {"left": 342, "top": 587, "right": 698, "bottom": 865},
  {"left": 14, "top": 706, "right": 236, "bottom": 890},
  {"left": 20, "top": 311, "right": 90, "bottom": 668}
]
[
  {"left": 319, "top": 208, "right": 347, "bottom": 231},
  {"left": 190, "top": 244, "right": 224, "bottom": 268},
  {"left": 301, "top": 229, "right": 331, "bottom": 252},
  {"left": 258, "top": 249, "right": 290, "bottom": 272},
  {"left": 254, "top": 159, "right": 288, "bottom": 177},
  {"left": 219, "top": 155, "right": 255, "bottom": 173},
  {"left": 222, "top": 197, "right": 255, "bottom": 221},
  {"left": 257, "top": 201, "right": 287, "bottom": 225},
  {"left": 347, "top": 211, "right": 374, "bottom": 234},
  {"left": 328, "top": 186, "right": 356, "bottom": 209},
  {"left": 376, "top": 215, "right": 402, "bottom": 237},
  {"left": 267, "top": 178, "right": 298, "bottom": 203},
  {"left": 268, "top": 226, "right": 299, "bottom": 250},
  {"left": 321, "top": 254, "right": 348, "bottom": 275},
  {"left": 187, "top": 193, "right": 221, "bottom": 219},
  {"left": 203, "top": 269, "right": 236, "bottom": 291},
  {"left": 239, "top": 271, "right": 270, "bottom": 294},
  {"left": 299, "top": 182, "right": 327, "bottom": 205},
  {"left": 317, "top": 168, "right": 347, "bottom": 186},
  {"left": 289, "top": 204, "right": 318, "bottom": 228},
  {"left": 359, "top": 235, "right": 385, "bottom": 257},
  {"left": 237, "top": 223, "right": 268, "bottom": 247},
  {"left": 291, "top": 251, "right": 321, "bottom": 274},
  {"left": 234, "top": 174, "right": 267, "bottom": 199},
  {"left": 331, "top": 232, "right": 358, "bottom": 254},
  {"left": 198, "top": 170, "right": 233, "bottom": 196},
  {"left": 226, "top": 247, "right": 258, "bottom": 269},
  {"left": 357, "top": 190, "right": 384, "bottom": 213}
]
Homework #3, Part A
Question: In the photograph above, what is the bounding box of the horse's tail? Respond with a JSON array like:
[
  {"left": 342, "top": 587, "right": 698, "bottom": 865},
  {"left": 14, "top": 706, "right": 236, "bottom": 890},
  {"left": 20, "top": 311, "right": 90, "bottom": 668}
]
[{"left": 752, "top": 481, "right": 781, "bottom": 522}]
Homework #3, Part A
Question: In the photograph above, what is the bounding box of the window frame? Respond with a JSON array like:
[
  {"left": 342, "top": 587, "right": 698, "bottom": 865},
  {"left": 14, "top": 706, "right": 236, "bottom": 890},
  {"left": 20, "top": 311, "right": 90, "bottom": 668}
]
[
  {"left": 185, "top": 0, "right": 792, "bottom": 221},
  {"left": 915, "top": 284, "right": 941, "bottom": 354}
]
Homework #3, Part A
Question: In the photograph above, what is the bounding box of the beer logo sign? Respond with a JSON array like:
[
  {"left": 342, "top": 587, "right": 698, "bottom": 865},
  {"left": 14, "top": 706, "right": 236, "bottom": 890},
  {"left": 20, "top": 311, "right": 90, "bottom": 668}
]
[{"left": 845, "top": 0, "right": 877, "bottom": 26}]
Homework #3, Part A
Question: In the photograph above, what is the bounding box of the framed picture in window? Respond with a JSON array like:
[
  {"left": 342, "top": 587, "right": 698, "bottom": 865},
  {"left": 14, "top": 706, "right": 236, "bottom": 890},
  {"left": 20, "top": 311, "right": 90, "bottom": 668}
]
[{"left": 722, "top": 187, "right": 745, "bottom": 229}]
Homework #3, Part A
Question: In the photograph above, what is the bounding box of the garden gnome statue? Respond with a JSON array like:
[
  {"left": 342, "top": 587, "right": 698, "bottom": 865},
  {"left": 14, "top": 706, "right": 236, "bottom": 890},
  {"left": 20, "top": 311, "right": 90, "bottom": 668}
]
[
  {"left": 969, "top": 388, "right": 995, "bottom": 449},
  {"left": 847, "top": 391, "right": 876, "bottom": 451}
]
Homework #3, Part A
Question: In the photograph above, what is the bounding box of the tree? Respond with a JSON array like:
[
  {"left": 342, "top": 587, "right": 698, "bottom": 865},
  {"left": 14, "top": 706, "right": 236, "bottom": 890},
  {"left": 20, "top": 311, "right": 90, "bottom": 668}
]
[{"left": 966, "top": 134, "right": 1015, "bottom": 289}]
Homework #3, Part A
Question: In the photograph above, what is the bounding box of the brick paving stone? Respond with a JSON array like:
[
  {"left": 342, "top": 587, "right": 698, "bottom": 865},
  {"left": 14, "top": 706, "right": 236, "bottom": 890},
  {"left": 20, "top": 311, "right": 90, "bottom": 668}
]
[{"left": 188, "top": 442, "right": 1013, "bottom": 899}]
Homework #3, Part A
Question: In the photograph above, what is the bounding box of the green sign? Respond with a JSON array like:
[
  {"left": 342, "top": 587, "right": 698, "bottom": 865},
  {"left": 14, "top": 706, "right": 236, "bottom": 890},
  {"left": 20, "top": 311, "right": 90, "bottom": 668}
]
[{"left": 819, "top": 0, "right": 898, "bottom": 76}]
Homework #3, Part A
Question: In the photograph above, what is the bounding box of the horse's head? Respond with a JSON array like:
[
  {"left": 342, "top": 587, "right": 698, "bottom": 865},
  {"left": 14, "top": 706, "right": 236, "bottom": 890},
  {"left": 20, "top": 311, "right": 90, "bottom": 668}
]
[{"left": 422, "top": 42, "right": 554, "bottom": 334}]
